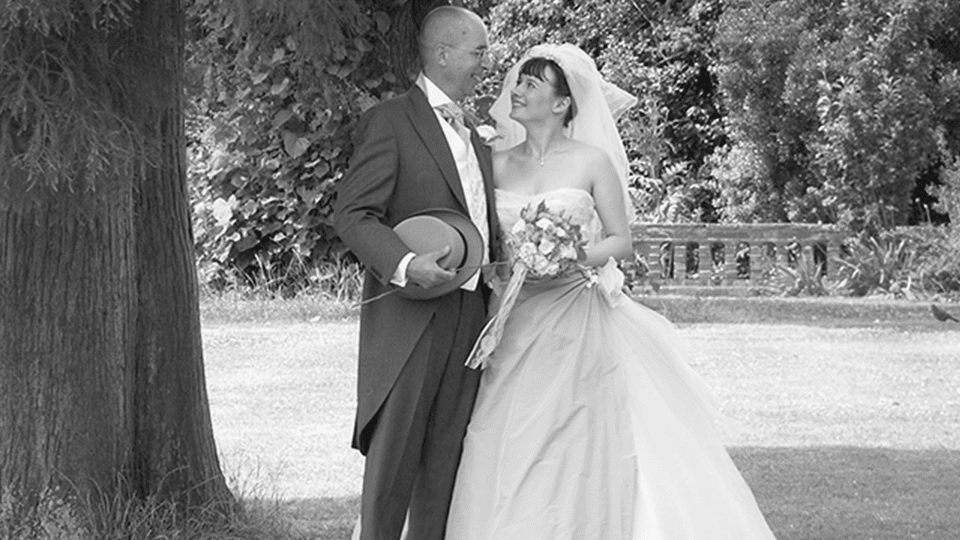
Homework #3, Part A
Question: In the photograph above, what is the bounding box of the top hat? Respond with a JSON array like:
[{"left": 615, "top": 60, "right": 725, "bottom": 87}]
[{"left": 392, "top": 208, "right": 484, "bottom": 300}]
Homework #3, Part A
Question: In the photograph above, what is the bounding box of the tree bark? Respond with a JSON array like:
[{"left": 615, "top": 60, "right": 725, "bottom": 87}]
[
  {"left": 122, "top": 0, "right": 231, "bottom": 505},
  {"left": 0, "top": 0, "right": 230, "bottom": 516},
  {"left": 0, "top": 183, "right": 135, "bottom": 509}
]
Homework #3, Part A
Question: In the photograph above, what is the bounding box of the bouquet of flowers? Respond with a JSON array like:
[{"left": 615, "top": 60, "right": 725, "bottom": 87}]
[
  {"left": 506, "top": 200, "right": 587, "bottom": 279},
  {"left": 466, "top": 201, "right": 588, "bottom": 369}
]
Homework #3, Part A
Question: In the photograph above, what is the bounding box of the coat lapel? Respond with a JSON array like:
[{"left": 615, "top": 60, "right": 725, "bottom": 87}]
[{"left": 404, "top": 87, "right": 468, "bottom": 211}]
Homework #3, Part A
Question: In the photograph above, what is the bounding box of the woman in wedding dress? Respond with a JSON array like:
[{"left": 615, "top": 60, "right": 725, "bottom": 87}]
[{"left": 444, "top": 44, "right": 778, "bottom": 540}]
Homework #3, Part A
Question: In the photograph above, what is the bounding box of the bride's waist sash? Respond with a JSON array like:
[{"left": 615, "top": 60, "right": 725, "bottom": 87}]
[
  {"left": 515, "top": 273, "right": 585, "bottom": 303},
  {"left": 466, "top": 260, "right": 623, "bottom": 370}
]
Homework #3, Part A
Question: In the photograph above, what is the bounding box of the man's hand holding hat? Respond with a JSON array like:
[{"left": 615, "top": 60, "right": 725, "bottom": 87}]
[
  {"left": 407, "top": 246, "right": 457, "bottom": 290},
  {"left": 392, "top": 208, "right": 484, "bottom": 299}
]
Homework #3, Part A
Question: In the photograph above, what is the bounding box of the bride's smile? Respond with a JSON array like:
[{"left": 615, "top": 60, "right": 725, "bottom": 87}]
[{"left": 507, "top": 62, "right": 572, "bottom": 127}]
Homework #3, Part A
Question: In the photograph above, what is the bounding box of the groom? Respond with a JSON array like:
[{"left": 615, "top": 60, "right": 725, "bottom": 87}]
[{"left": 334, "top": 6, "right": 500, "bottom": 540}]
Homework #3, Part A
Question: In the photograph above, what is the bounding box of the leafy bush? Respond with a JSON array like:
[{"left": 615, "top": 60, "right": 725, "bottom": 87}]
[
  {"left": 894, "top": 226, "right": 960, "bottom": 297},
  {"left": 713, "top": 0, "right": 960, "bottom": 231},
  {"left": 771, "top": 256, "right": 837, "bottom": 297},
  {"left": 930, "top": 157, "right": 960, "bottom": 222},
  {"left": 186, "top": 1, "right": 421, "bottom": 294},
  {"left": 834, "top": 226, "right": 960, "bottom": 299},
  {"left": 834, "top": 234, "right": 918, "bottom": 297}
]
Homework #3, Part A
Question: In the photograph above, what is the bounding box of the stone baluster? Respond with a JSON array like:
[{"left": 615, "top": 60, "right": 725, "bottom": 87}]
[
  {"left": 749, "top": 243, "right": 763, "bottom": 282},
  {"left": 722, "top": 243, "right": 738, "bottom": 285}
]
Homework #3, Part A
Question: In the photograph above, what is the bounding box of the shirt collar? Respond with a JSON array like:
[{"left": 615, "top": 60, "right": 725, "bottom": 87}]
[{"left": 416, "top": 72, "right": 456, "bottom": 109}]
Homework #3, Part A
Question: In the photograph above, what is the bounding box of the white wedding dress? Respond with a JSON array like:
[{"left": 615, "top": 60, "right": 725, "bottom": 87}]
[{"left": 444, "top": 188, "right": 777, "bottom": 540}]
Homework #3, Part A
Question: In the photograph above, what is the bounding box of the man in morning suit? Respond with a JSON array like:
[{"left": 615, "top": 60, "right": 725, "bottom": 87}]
[{"left": 333, "top": 6, "right": 500, "bottom": 540}]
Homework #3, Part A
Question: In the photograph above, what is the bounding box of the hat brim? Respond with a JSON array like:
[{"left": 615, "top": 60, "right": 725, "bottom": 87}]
[{"left": 392, "top": 208, "right": 484, "bottom": 300}]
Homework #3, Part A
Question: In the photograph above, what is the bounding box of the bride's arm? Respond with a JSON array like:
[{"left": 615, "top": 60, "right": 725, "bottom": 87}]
[{"left": 581, "top": 150, "right": 633, "bottom": 267}]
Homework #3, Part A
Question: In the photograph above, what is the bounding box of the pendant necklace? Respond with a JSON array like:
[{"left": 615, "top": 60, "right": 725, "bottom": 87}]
[
  {"left": 536, "top": 148, "right": 551, "bottom": 167},
  {"left": 534, "top": 140, "right": 560, "bottom": 167}
]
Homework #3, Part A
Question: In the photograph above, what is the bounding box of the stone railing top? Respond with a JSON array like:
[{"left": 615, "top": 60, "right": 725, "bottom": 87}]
[{"left": 630, "top": 222, "right": 847, "bottom": 243}]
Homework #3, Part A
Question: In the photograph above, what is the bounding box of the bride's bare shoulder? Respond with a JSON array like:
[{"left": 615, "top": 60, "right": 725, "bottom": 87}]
[{"left": 566, "top": 139, "right": 609, "bottom": 163}]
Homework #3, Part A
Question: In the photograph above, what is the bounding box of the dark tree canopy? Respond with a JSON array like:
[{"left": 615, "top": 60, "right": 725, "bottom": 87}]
[{"left": 0, "top": 1, "right": 145, "bottom": 209}]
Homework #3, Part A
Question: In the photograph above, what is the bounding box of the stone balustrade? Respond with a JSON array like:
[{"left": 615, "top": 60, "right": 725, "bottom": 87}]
[{"left": 630, "top": 223, "right": 849, "bottom": 288}]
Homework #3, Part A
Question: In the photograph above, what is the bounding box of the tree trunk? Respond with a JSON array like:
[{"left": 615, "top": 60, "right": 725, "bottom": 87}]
[
  {"left": 0, "top": 182, "right": 135, "bottom": 509},
  {"left": 0, "top": 0, "right": 230, "bottom": 518},
  {"left": 122, "top": 0, "right": 231, "bottom": 505}
]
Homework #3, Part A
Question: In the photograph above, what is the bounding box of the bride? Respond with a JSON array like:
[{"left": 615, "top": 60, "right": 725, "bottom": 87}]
[{"left": 444, "top": 44, "right": 778, "bottom": 539}]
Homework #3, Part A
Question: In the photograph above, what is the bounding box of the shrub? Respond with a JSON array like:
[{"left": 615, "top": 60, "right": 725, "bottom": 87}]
[
  {"left": 713, "top": 0, "right": 959, "bottom": 230},
  {"left": 894, "top": 225, "right": 960, "bottom": 298},
  {"left": 186, "top": 1, "right": 422, "bottom": 294},
  {"left": 771, "top": 255, "right": 837, "bottom": 297},
  {"left": 834, "top": 226, "right": 960, "bottom": 299}
]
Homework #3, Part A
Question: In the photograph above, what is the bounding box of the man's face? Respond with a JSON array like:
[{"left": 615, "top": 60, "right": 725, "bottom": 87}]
[{"left": 441, "top": 22, "right": 490, "bottom": 102}]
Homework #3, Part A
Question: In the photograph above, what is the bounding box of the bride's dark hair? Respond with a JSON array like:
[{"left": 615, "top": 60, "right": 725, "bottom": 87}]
[{"left": 518, "top": 57, "right": 576, "bottom": 126}]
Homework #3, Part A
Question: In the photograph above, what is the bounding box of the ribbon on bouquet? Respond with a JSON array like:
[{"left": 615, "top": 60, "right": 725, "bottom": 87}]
[{"left": 465, "top": 262, "right": 528, "bottom": 370}]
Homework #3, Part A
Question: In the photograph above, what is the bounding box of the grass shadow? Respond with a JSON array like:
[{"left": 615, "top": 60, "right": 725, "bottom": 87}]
[
  {"left": 731, "top": 446, "right": 960, "bottom": 540},
  {"left": 281, "top": 496, "right": 359, "bottom": 539},
  {"left": 280, "top": 448, "right": 960, "bottom": 540}
]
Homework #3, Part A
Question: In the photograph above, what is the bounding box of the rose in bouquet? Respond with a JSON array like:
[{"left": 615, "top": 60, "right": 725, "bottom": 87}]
[{"left": 505, "top": 200, "right": 587, "bottom": 279}]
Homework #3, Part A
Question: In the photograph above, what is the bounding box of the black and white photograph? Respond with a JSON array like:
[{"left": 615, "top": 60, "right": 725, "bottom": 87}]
[{"left": 2, "top": 1, "right": 959, "bottom": 539}]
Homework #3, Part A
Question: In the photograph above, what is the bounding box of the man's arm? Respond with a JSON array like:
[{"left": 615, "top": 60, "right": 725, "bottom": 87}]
[
  {"left": 334, "top": 105, "right": 457, "bottom": 290},
  {"left": 334, "top": 107, "right": 410, "bottom": 285}
]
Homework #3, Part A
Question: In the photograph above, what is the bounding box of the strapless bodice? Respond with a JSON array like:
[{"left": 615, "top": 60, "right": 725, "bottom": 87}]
[{"left": 495, "top": 187, "right": 600, "bottom": 241}]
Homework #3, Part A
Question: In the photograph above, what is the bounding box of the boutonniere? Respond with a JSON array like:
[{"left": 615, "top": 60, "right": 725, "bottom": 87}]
[{"left": 475, "top": 124, "right": 501, "bottom": 146}]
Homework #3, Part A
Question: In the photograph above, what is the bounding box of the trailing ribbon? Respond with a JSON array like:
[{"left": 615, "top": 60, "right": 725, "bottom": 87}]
[{"left": 465, "top": 262, "right": 528, "bottom": 370}]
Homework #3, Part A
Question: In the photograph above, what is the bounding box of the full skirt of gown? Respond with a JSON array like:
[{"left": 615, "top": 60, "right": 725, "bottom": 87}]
[{"left": 444, "top": 191, "right": 777, "bottom": 540}]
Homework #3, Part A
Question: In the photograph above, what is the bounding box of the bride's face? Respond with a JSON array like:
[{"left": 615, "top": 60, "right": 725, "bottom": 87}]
[{"left": 508, "top": 66, "right": 571, "bottom": 125}]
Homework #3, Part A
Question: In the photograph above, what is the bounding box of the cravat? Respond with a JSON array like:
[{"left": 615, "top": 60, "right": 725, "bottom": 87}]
[
  {"left": 435, "top": 102, "right": 489, "bottom": 270},
  {"left": 435, "top": 102, "right": 471, "bottom": 145}
]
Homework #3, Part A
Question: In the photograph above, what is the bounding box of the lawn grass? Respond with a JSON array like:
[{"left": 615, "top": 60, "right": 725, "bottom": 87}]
[
  {"left": 635, "top": 294, "right": 938, "bottom": 326},
  {"left": 201, "top": 297, "right": 960, "bottom": 540},
  {"left": 200, "top": 289, "right": 946, "bottom": 326}
]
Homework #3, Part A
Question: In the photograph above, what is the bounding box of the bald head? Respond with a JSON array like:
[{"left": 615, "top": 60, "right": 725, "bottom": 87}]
[
  {"left": 417, "top": 6, "right": 490, "bottom": 102},
  {"left": 419, "top": 6, "right": 485, "bottom": 67}
]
